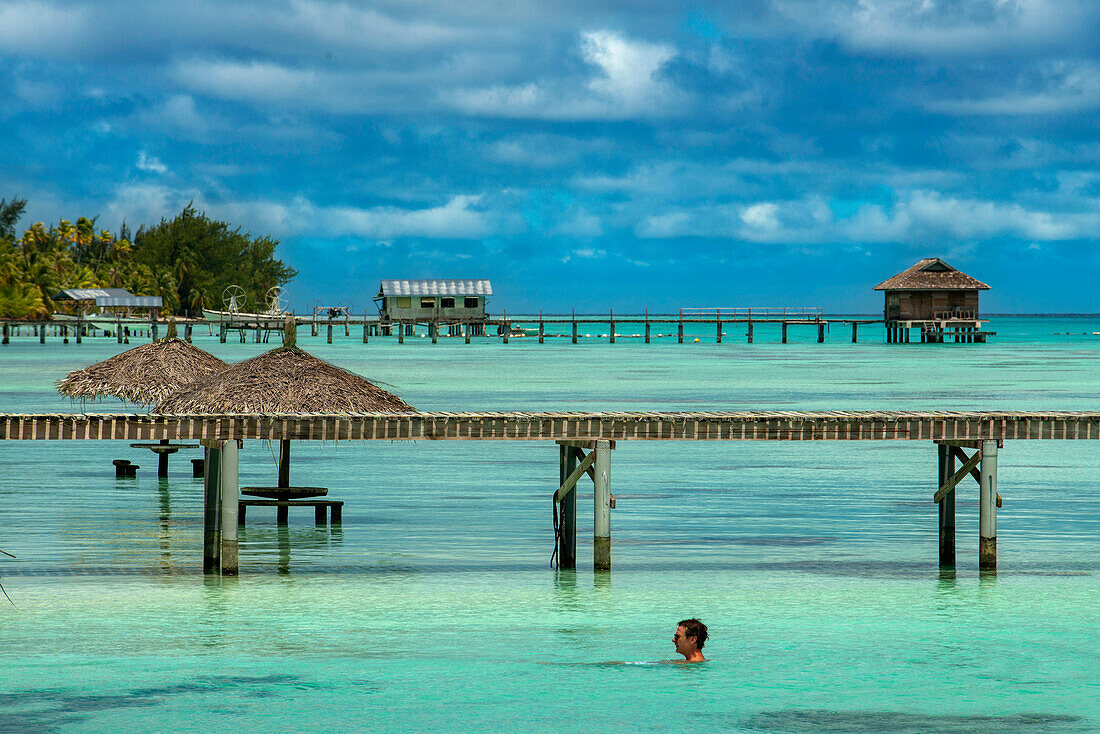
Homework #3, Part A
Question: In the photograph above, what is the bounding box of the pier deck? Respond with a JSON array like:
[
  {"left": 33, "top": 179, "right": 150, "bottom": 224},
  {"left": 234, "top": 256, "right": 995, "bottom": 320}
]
[
  {"left": 2, "top": 411, "right": 1097, "bottom": 442},
  {"left": 4, "top": 411, "right": 1094, "bottom": 576}
]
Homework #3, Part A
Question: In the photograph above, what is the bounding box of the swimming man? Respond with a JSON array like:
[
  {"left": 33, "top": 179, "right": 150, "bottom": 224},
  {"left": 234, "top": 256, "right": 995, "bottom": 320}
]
[{"left": 673, "top": 618, "right": 707, "bottom": 662}]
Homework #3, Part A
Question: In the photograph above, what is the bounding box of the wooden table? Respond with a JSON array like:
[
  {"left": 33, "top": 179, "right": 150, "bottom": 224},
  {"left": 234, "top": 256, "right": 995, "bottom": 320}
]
[
  {"left": 129, "top": 439, "right": 201, "bottom": 477},
  {"left": 240, "top": 486, "right": 335, "bottom": 524}
]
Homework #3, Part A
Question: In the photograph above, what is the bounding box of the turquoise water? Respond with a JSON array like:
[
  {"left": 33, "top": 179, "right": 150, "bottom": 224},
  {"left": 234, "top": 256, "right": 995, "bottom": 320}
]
[{"left": 1, "top": 317, "right": 1098, "bottom": 732}]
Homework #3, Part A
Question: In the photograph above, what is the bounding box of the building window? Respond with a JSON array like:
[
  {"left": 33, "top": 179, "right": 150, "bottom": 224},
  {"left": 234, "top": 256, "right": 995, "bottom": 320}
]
[
  {"left": 397, "top": 297, "right": 411, "bottom": 308},
  {"left": 420, "top": 297, "right": 436, "bottom": 308},
  {"left": 464, "top": 297, "right": 479, "bottom": 308},
  {"left": 441, "top": 297, "right": 455, "bottom": 308}
]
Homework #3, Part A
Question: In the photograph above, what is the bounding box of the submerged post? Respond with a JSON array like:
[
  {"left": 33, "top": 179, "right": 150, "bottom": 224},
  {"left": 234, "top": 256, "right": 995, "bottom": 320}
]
[
  {"left": 593, "top": 440, "right": 611, "bottom": 571},
  {"left": 220, "top": 440, "right": 239, "bottom": 575},
  {"left": 278, "top": 439, "right": 291, "bottom": 487},
  {"left": 645, "top": 310, "right": 651, "bottom": 344},
  {"left": 937, "top": 443, "right": 956, "bottom": 567},
  {"left": 539, "top": 311, "right": 544, "bottom": 344},
  {"left": 852, "top": 322, "right": 858, "bottom": 343},
  {"left": 782, "top": 322, "right": 788, "bottom": 343},
  {"left": 979, "top": 440, "right": 998, "bottom": 571},
  {"left": 559, "top": 444, "right": 577, "bottom": 569},
  {"left": 747, "top": 321, "right": 753, "bottom": 343},
  {"left": 202, "top": 443, "right": 222, "bottom": 573}
]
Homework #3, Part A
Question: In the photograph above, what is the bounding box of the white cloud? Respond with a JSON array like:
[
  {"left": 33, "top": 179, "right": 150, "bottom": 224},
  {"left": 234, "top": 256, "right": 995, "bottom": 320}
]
[
  {"left": 448, "top": 30, "right": 682, "bottom": 120},
  {"left": 633, "top": 190, "right": 1100, "bottom": 243},
  {"left": 740, "top": 202, "right": 780, "bottom": 229},
  {"left": 323, "top": 195, "right": 495, "bottom": 239},
  {"left": 552, "top": 210, "right": 603, "bottom": 238},
  {"left": 101, "top": 184, "right": 500, "bottom": 240},
  {"left": 0, "top": 2, "right": 88, "bottom": 58},
  {"left": 136, "top": 151, "right": 168, "bottom": 174},
  {"left": 172, "top": 59, "right": 320, "bottom": 105},
  {"left": 808, "top": 0, "right": 1084, "bottom": 57}
]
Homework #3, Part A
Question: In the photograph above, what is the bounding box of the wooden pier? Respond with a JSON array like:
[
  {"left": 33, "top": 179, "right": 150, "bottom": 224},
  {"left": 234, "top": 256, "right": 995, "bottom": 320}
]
[
  {"left": 1, "top": 410, "right": 1096, "bottom": 576},
  {"left": 2, "top": 313, "right": 901, "bottom": 346}
]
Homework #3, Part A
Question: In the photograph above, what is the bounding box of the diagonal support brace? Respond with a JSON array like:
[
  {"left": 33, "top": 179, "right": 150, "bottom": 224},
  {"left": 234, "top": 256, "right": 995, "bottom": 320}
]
[
  {"left": 934, "top": 449, "right": 982, "bottom": 503},
  {"left": 555, "top": 450, "right": 596, "bottom": 502}
]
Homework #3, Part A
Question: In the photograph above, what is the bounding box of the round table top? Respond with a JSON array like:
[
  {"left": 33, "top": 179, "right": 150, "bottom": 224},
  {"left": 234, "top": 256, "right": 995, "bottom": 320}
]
[{"left": 129, "top": 443, "right": 200, "bottom": 452}]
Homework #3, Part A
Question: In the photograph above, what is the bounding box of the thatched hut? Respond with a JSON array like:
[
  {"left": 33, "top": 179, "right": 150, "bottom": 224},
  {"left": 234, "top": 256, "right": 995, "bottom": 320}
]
[
  {"left": 873, "top": 258, "right": 990, "bottom": 322},
  {"left": 56, "top": 322, "right": 226, "bottom": 407},
  {"left": 156, "top": 317, "right": 413, "bottom": 486}
]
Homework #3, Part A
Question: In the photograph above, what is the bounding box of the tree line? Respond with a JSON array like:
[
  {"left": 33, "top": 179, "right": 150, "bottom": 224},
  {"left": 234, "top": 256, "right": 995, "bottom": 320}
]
[{"left": 0, "top": 197, "right": 297, "bottom": 319}]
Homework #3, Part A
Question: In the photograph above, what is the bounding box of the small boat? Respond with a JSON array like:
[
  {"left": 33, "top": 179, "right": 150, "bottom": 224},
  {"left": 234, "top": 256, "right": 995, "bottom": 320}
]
[{"left": 202, "top": 308, "right": 286, "bottom": 323}]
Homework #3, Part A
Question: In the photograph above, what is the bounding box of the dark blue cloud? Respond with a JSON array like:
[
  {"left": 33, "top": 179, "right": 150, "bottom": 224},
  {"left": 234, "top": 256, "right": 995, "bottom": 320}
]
[{"left": 1, "top": 0, "right": 1098, "bottom": 312}]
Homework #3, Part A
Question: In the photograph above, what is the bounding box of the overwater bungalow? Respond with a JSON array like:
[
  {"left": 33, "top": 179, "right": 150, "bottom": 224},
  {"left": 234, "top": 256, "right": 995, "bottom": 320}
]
[
  {"left": 874, "top": 258, "right": 991, "bottom": 343},
  {"left": 374, "top": 279, "right": 492, "bottom": 335}
]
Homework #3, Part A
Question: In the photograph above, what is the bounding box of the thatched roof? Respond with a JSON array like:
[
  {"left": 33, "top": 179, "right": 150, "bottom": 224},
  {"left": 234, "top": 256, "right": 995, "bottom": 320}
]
[
  {"left": 874, "top": 258, "right": 990, "bottom": 291},
  {"left": 155, "top": 346, "right": 414, "bottom": 413},
  {"left": 56, "top": 338, "right": 227, "bottom": 407}
]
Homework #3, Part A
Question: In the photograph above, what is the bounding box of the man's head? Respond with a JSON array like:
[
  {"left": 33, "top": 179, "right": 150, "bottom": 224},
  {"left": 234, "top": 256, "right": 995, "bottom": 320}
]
[{"left": 673, "top": 618, "right": 708, "bottom": 658}]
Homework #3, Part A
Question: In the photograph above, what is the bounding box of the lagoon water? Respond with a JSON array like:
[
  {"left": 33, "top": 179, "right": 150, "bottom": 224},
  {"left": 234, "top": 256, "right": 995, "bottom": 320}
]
[{"left": 1, "top": 317, "right": 1098, "bottom": 732}]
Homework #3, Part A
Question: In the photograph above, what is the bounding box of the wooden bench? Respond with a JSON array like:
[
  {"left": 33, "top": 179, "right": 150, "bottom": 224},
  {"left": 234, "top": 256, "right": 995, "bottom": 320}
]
[{"left": 238, "top": 499, "right": 343, "bottom": 526}]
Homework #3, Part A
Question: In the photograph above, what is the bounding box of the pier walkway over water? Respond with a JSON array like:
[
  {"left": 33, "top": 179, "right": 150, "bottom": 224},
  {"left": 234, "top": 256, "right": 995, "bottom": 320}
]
[{"left": 2, "top": 410, "right": 1097, "bottom": 576}]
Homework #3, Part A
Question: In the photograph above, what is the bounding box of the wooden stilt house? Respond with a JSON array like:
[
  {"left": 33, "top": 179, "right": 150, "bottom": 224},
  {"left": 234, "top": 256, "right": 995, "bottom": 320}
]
[{"left": 873, "top": 258, "right": 991, "bottom": 343}]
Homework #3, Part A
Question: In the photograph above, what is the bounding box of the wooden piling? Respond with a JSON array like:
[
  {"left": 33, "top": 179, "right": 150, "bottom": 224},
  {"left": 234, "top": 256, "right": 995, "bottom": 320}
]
[
  {"left": 538, "top": 318, "right": 544, "bottom": 344},
  {"left": 782, "top": 322, "right": 788, "bottom": 343},
  {"left": 644, "top": 311, "right": 651, "bottom": 344},
  {"left": 747, "top": 321, "right": 753, "bottom": 343},
  {"left": 220, "top": 440, "right": 239, "bottom": 575},
  {"left": 817, "top": 322, "right": 825, "bottom": 343},
  {"left": 278, "top": 439, "right": 291, "bottom": 488},
  {"left": 979, "top": 440, "right": 997, "bottom": 571},
  {"left": 716, "top": 320, "right": 722, "bottom": 343},
  {"left": 219, "top": 323, "right": 227, "bottom": 343},
  {"left": 677, "top": 320, "right": 684, "bottom": 344},
  {"left": 203, "top": 444, "right": 222, "bottom": 573},
  {"left": 593, "top": 440, "right": 611, "bottom": 570},
  {"left": 363, "top": 310, "right": 369, "bottom": 343},
  {"left": 559, "top": 444, "right": 577, "bottom": 569},
  {"left": 465, "top": 323, "right": 471, "bottom": 344},
  {"left": 39, "top": 323, "right": 45, "bottom": 344},
  {"left": 327, "top": 322, "right": 333, "bottom": 344},
  {"left": 503, "top": 321, "right": 509, "bottom": 344},
  {"left": 572, "top": 319, "right": 578, "bottom": 344},
  {"left": 2, "top": 323, "right": 8, "bottom": 344},
  {"left": 937, "top": 443, "right": 956, "bottom": 566},
  {"left": 398, "top": 323, "right": 404, "bottom": 344},
  {"left": 610, "top": 309, "right": 615, "bottom": 344}
]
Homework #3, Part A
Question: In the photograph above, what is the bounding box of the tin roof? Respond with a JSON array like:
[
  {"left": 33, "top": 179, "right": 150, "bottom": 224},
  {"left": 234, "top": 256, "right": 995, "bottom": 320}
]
[
  {"left": 873, "top": 258, "right": 990, "bottom": 291},
  {"left": 96, "top": 296, "right": 163, "bottom": 308},
  {"left": 377, "top": 279, "right": 492, "bottom": 297},
  {"left": 54, "top": 288, "right": 134, "bottom": 301}
]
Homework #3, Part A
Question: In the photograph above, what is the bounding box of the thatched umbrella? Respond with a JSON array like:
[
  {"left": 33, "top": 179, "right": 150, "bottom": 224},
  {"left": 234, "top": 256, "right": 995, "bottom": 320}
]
[
  {"left": 56, "top": 320, "right": 227, "bottom": 407},
  {"left": 156, "top": 315, "right": 413, "bottom": 487}
]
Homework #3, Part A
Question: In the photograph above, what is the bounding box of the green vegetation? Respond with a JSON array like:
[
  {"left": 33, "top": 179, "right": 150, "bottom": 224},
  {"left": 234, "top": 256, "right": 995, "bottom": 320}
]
[{"left": 0, "top": 198, "right": 296, "bottom": 318}]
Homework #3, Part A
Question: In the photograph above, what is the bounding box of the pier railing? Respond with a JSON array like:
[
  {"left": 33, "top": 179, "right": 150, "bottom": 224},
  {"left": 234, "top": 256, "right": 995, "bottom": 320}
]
[{"left": 679, "top": 307, "right": 824, "bottom": 319}]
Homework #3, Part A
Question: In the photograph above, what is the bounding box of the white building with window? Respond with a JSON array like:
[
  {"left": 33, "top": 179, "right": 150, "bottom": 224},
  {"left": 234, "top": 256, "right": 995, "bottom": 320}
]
[{"left": 373, "top": 279, "right": 492, "bottom": 323}]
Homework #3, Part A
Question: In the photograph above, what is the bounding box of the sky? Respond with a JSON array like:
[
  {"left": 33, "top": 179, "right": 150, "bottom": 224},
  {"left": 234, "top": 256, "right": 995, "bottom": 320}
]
[{"left": 2, "top": 0, "right": 1099, "bottom": 314}]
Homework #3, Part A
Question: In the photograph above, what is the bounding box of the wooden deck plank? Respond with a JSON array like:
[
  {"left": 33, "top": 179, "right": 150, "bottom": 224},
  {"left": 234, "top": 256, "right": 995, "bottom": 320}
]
[{"left": 1, "top": 412, "right": 1098, "bottom": 442}]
